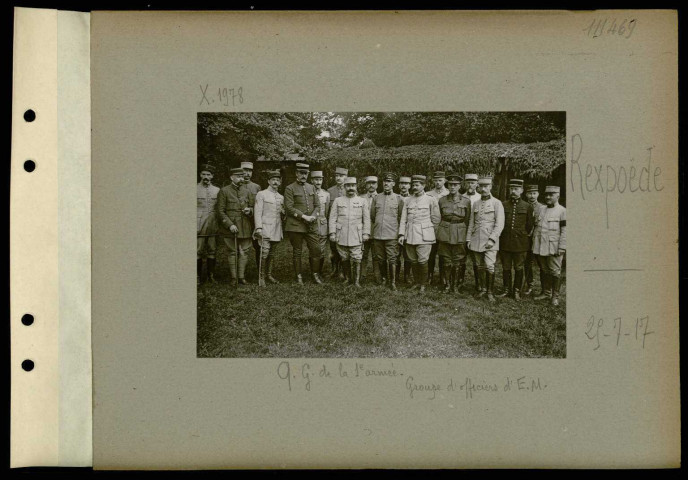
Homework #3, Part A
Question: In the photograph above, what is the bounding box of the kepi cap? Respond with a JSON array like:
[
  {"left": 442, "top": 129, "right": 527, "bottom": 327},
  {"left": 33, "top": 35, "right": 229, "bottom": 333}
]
[
  {"left": 344, "top": 177, "right": 357, "bottom": 185},
  {"left": 433, "top": 171, "right": 446, "bottom": 179},
  {"left": 382, "top": 172, "right": 396, "bottom": 181},
  {"left": 525, "top": 184, "right": 539, "bottom": 192},
  {"left": 478, "top": 177, "right": 493, "bottom": 186},
  {"left": 508, "top": 179, "right": 524, "bottom": 187},
  {"left": 241, "top": 162, "right": 254, "bottom": 170},
  {"left": 545, "top": 185, "right": 560, "bottom": 193},
  {"left": 296, "top": 162, "right": 310, "bottom": 172},
  {"left": 365, "top": 176, "right": 378, "bottom": 183},
  {"left": 464, "top": 173, "right": 478, "bottom": 181},
  {"left": 411, "top": 175, "right": 427, "bottom": 183},
  {"left": 398, "top": 176, "right": 411, "bottom": 183},
  {"left": 267, "top": 170, "right": 281, "bottom": 180},
  {"left": 199, "top": 163, "right": 215, "bottom": 174},
  {"left": 230, "top": 167, "right": 245, "bottom": 176},
  {"left": 310, "top": 171, "right": 323, "bottom": 179},
  {"left": 335, "top": 167, "right": 348, "bottom": 175}
]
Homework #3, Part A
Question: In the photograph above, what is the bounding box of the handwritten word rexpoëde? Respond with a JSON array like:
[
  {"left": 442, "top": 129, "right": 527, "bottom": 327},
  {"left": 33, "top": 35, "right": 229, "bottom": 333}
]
[
  {"left": 199, "top": 84, "right": 244, "bottom": 107},
  {"left": 570, "top": 134, "right": 664, "bottom": 228}
]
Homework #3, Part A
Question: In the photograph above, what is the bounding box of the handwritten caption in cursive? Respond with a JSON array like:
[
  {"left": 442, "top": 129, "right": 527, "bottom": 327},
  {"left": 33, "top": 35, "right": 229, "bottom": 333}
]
[
  {"left": 585, "top": 315, "right": 654, "bottom": 350},
  {"left": 199, "top": 84, "right": 244, "bottom": 107},
  {"left": 584, "top": 18, "right": 637, "bottom": 39},
  {"left": 276, "top": 361, "right": 547, "bottom": 400}
]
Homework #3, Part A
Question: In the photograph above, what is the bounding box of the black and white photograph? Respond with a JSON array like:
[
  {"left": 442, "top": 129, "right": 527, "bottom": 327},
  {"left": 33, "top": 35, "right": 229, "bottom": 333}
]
[{"left": 197, "top": 112, "right": 566, "bottom": 358}]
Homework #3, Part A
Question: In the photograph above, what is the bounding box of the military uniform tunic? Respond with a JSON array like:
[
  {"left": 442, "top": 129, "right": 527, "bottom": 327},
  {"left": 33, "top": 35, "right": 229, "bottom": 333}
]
[
  {"left": 254, "top": 188, "right": 284, "bottom": 260},
  {"left": 284, "top": 181, "right": 322, "bottom": 260},
  {"left": 371, "top": 192, "right": 405, "bottom": 264},
  {"left": 437, "top": 193, "right": 471, "bottom": 265},
  {"left": 327, "top": 184, "right": 347, "bottom": 261},
  {"left": 216, "top": 182, "right": 254, "bottom": 261},
  {"left": 399, "top": 193, "right": 441, "bottom": 265},
  {"left": 525, "top": 200, "right": 544, "bottom": 286},
  {"left": 467, "top": 194, "right": 505, "bottom": 273},
  {"left": 315, "top": 188, "right": 331, "bottom": 258},
  {"left": 532, "top": 203, "right": 567, "bottom": 277},
  {"left": 197, "top": 182, "right": 220, "bottom": 259},
  {"left": 427, "top": 187, "right": 449, "bottom": 199},
  {"left": 329, "top": 195, "right": 371, "bottom": 261},
  {"left": 361, "top": 191, "right": 378, "bottom": 262}
]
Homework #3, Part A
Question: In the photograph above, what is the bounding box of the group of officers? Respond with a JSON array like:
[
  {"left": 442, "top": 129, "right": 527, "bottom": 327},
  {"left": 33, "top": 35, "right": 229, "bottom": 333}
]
[{"left": 197, "top": 161, "right": 566, "bottom": 306}]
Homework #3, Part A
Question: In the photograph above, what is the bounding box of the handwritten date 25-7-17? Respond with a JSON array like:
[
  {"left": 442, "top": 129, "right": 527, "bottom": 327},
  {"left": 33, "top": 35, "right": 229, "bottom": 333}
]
[
  {"left": 585, "top": 315, "right": 653, "bottom": 350},
  {"left": 199, "top": 84, "right": 244, "bottom": 107},
  {"left": 584, "top": 18, "right": 637, "bottom": 39}
]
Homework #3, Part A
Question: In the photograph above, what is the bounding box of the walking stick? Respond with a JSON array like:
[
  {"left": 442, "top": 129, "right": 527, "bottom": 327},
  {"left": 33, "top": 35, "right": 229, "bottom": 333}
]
[
  {"left": 258, "top": 239, "right": 264, "bottom": 287},
  {"left": 234, "top": 233, "right": 239, "bottom": 288}
]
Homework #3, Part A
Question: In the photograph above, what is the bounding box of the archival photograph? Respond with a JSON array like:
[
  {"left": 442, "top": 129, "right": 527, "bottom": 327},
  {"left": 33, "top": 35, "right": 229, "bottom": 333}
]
[{"left": 197, "top": 112, "right": 566, "bottom": 359}]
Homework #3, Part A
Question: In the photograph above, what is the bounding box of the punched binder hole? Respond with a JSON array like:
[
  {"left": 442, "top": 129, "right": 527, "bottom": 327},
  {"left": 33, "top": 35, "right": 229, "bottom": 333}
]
[
  {"left": 21, "top": 314, "right": 34, "bottom": 326},
  {"left": 23, "top": 109, "right": 36, "bottom": 122},
  {"left": 22, "top": 360, "right": 34, "bottom": 372},
  {"left": 24, "top": 160, "right": 36, "bottom": 172}
]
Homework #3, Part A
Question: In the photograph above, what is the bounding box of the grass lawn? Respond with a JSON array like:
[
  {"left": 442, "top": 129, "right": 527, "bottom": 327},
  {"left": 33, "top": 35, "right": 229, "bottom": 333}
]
[{"left": 197, "top": 239, "right": 566, "bottom": 358}]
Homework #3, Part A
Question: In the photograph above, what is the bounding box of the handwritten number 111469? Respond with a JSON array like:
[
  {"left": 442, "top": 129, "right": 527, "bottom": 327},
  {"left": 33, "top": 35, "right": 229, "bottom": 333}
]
[{"left": 584, "top": 18, "right": 637, "bottom": 39}]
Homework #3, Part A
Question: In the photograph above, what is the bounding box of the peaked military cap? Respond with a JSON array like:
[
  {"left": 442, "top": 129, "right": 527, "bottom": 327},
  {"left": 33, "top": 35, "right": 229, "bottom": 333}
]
[
  {"left": 478, "top": 177, "right": 493, "bottom": 185},
  {"left": 267, "top": 170, "right": 281, "bottom": 179},
  {"left": 411, "top": 175, "right": 427, "bottom": 183},
  {"left": 230, "top": 167, "right": 245, "bottom": 176},
  {"left": 240, "top": 161, "right": 254, "bottom": 170},
  {"left": 382, "top": 172, "right": 396, "bottom": 181},
  {"left": 464, "top": 173, "right": 479, "bottom": 181},
  {"left": 365, "top": 176, "right": 378, "bottom": 183},
  {"left": 433, "top": 171, "right": 446, "bottom": 179},
  {"left": 446, "top": 173, "right": 462, "bottom": 184},
  {"left": 335, "top": 167, "right": 348, "bottom": 175},
  {"left": 525, "top": 184, "right": 539, "bottom": 192},
  {"left": 199, "top": 163, "right": 216, "bottom": 174},
  {"left": 344, "top": 177, "right": 357, "bottom": 184},
  {"left": 398, "top": 176, "right": 411, "bottom": 183},
  {"left": 310, "top": 170, "right": 324, "bottom": 179},
  {"left": 509, "top": 179, "right": 524, "bottom": 187},
  {"left": 295, "top": 162, "right": 310, "bottom": 172},
  {"left": 545, "top": 185, "right": 561, "bottom": 193}
]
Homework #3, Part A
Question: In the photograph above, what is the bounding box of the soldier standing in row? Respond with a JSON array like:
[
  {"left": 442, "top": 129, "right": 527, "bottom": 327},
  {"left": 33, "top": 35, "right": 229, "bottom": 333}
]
[
  {"left": 523, "top": 184, "right": 544, "bottom": 296},
  {"left": 426, "top": 171, "right": 449, "bottom": 286},
  {"left": 460, "top": 173, "right": 481, "bottom": 292},
  {"left": 253, "top": 170, "right": 284, "bottom": 287},
  {"left": 327, "top": 167, "right": 348, "bottom": 280},
  {"left": 497, "top": 179, "right": 534, "bottom": 301},
  {"left": 396, "top": 176, "right": 413, "bottom": 285},
  {"left": 241, "top": 161, "right": 262, "bottom": 271},
  {"left": 217, "top": 167, "right": 254, "bottom": 285},
  {"left": 370, "top": 172, "right": 405, "bottom": 290},
  {"left": 398, "top": 175, "right": 441, "bottom": 293},
  {"left": 361, "top": 176, "right": 379, "bottom": 282},
  {"left": 467, "top": 177, "right": 505, "bottom": 302},
  {"left": 197, "top": 163, "right": 220, "bottom": 285},
  {"left": 311, "top": 171, "right": 330, "bottom": 280},
  {"left": 329, "top": 177, "right": 370, "bottom": 288},
  {"left": 284, "top": 163, "right": 323, "bottom": 285},
  {"left": 532, "top": 186, "right": 566, "bottom": 306},
  {"left": 437, "top": 173, "right": 472, "bottom": 294}
]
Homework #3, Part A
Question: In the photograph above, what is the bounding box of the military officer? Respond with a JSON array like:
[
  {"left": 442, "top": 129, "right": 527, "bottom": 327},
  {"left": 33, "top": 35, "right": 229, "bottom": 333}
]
[
  {"left": 329, "top": 177, "right": 371, "bottom": 287},
  {"left": 467, "top": 177, "right": 505, "bottom": 302},
  {"left": 217, "top": 167, "right": 254, "bottom": 285},
  {"left": 497, "top": 179, "right": 534, "bottom": 301},
  {"left": 398, "top": 175, "right": 441, "bottom": 293},
  {"left": 523, "top": 184, "right": 544, "bottom": 295},
  {"left": 370, "top": 172, "right": 405, "bottom": 290},
  {"left": 460, "top": 173, "right": 481, "bottom": 292},
  {"left": 532, "top": 186, "right": 566, "bottom": 306},
  {"left": 361, "top": 176, "right": 379, "bottom": 281},
  {"left": 241, "top": 161, "right": 262, "bottom": 269},
  {"left": 327, "top": 167, "right": 349, "bottom": 279},
  {"left": 253, "top": 170, "right": 285, "bottom": 287},
  {"left": 396, "top": 176, "right": 414, "bottom": 285},
  {"left": 437, "top": 173, "right": 472, "bottom": 294},
  {"left": 284, "top": 163, "right": 323, "bottom": 285},
  {"left": 311, "top": 171, "right": 330, "bottom": 280},
  {"left": 426, "top": 171, "right": 450, "bottom": 287},
  {"left": 197, "top": 163, "right": 220, "bottom": 285}
]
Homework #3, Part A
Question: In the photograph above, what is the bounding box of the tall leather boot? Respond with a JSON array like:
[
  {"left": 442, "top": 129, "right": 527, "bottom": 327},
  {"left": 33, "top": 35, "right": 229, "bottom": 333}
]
[
  {"left": 254, "top": 242, "right": 261, "bottom": 271},
  {"left": 353, "top": 261, "right": 362, "bottom": 287},
  {"left": 444, "top": 265, "right": 454, "bottom": 293},
  {"left": 513, "top": 269, "right": 523, "bottom": 301},
  {"left": 328, "top": 257, "right": 339, "bottom": 279},
  {"left": 258, "top": 255, "right": 266, "bottom": 287},
  {"left": 404, "top": 262, "right": 413, "bottom": 285},
  {"left": 451, "top": 266, "right": 459, "bottom": 293},
  {"left": 341, "top": 259, "right": 351, "bottom": 284},
  {"left": 457, "top": 264, "right": 466, "bottom": 293},
  {"left": 486, "top": 271, "right": 496, "bottom": 303},
  {"left": 427, "top": 255, "right": 435, "bottom": 285},
  {"left": 237, "top": 255, "right": 248, "bottom": 285},
  {"left": 551, "top": 276, "right": 561, "bottom": 306},
  {"left": 411, "top": 264, "right": 421, "bottom": 290},
  {"left": 265, "top": 256, "right": 279, "bottom": 284},
  {"left": 439, "top": 257, "right": 446, "bottom": 288},
  {"left": 197, "top": 259, "right": 204, "bottom": 285},
  {"left": 538, "top": 269, "right": 546, "bottom": 296},
  {"left": 293, "top": 256, "right": 304, "bottom": 284},
  {"left": 534, "top": 273, "right": 551, "bottom": 300},
  {"left": 228, "top": 254, "right": 237, "bottom": 284},
  {"left": 395, "top": 258, "right": 402, "bottom": 282},
  {"left": 418, "top": 264, "right": 428, "bottom": 293},
  {"left": 474, "top": 269, "right": 486, "bottom": 299},
  {"left": 207, "top": 258, "right": 216, "bottom": 283},
  {"left": 497, "top": 270, "right": 512, "bottom": 297},
  {"left": 373, "top": 260, "right": 382, "bottom": 285},
  {"left": 473, "top": 265, "right": 480, "bottom": 292},
  {"left": 389, "top": 262, "right": 397, "bottom": 291},
  {"left": 318, "top": 258, "right": 325, "bottom": 278},
  {"left": 311, "top": 258, "right": 324, "bottom": 284}
]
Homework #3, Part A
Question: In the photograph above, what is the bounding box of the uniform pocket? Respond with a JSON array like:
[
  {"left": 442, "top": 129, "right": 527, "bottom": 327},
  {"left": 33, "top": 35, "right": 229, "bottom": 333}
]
[
  {"left": 549, "top": 236, "right": 559, "bottom": 255},
  {"left": 422, "top": 225, "right": 435, "bottom": 242}
]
